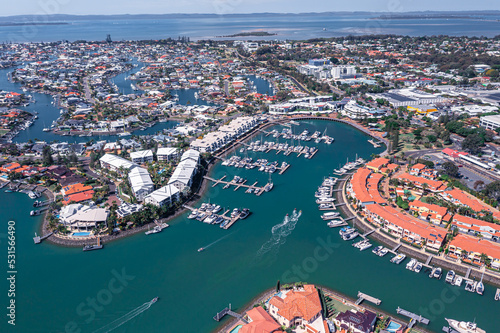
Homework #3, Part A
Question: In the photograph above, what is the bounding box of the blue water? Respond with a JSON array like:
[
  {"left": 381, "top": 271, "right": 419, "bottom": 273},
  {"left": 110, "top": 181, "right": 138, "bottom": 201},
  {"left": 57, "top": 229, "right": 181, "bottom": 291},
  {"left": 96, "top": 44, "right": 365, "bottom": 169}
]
[
  {"left": 73, "top": 232, "right": 91, "bottom": 237},
  {"left": 2, "top": 13, "right": 500, "bottom": 43}
]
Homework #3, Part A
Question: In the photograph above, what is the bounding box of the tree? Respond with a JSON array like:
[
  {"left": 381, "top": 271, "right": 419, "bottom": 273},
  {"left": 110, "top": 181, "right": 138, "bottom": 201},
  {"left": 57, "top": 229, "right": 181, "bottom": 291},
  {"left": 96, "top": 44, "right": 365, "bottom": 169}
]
[
  {"left": 442, "top": 161, "right": 460, "bottom": 178},
  {"left": 473, "top": 180, "right": 485, "bottom": 191},
  {"left": 483, "top": 181, "right": 500, "bottom": 201},
  {"left": 461, "top": 133, "right": 484, "bottom": 155},
  {"left": 42, "top": 146, "right": 54, "bottom": 166}
]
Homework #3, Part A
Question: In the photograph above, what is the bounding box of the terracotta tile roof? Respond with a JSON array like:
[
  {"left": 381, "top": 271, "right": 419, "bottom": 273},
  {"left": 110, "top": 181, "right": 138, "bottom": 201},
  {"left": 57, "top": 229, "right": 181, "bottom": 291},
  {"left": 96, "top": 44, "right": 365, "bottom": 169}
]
[
  {"left": 449, "top": 234, "right": 500, "bottom": 260},
  {"left": 239, "top": 307, "right": 280, "bottom": 333},
  {"left": 452, "top": 214, "right": 500, "bottom": 234},
  {"left": 366, "top": 157, "right": 390, "bottom": 171},
  {"left": 269, "top": 284, "right": 322, "bottom": 322},
  {"left": 62, "top": 190, "right": 94, "bottom": 205},
  {"left": 442, "top": 188, "right": 494, "bottom": 214},
  {"left": 409, "top": 200, "right": 448, "bottom": 217},
  {"left": 396, "top": 173, "right": 445, "bottom": 191},
  {"left": 350, "top": 168, "right": 373, "bottom": 203},
  {"left": 63, "top": 183, "right": 93, "bottom": 196}
]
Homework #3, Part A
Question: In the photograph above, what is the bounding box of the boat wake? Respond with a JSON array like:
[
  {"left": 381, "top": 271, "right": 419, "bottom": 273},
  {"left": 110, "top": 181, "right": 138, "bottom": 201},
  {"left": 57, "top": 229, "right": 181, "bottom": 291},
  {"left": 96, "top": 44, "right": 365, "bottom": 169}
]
[
  {"left": 201, "top": 232, "right": 234, "bottom": 251},
  {"left": 92, "top": 299, "right": 156, "bottom": 333},
  {"left": 254, "top": 209, "right": 301, "bottom": 263}
]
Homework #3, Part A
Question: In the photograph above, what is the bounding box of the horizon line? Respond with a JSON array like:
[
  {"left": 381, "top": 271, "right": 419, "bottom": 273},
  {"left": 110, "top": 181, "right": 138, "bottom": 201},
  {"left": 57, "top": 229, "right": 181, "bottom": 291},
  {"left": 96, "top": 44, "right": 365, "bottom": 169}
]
[{"left": 1, "top": 9, "right": 499, "bottom": 18}]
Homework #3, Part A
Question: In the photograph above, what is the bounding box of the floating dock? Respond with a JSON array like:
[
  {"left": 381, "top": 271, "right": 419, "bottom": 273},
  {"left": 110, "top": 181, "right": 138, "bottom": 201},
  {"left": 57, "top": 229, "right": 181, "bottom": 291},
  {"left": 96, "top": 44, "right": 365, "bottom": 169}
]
[
  {"left": 213, "top": 304, "right": 248, "bottom": 323},
  {"left": 33, "top": 232, "right": 53, "bottom": 244},
  {"left": 355, "top": 291, "right": 381, "bottom": 305},
  {"left": 204, "top": 176, "right": 266, "bottom": 193},
  {"left": 396, "top": 307, "right": 430, "bottom": 326}
]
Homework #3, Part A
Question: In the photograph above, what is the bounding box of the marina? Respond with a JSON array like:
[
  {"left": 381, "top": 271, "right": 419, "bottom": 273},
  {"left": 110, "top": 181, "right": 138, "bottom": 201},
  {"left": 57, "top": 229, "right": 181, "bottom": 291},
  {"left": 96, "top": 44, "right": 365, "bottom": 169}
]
[{"left": 203, "top": 175, "right": 270, "bottom": 195}]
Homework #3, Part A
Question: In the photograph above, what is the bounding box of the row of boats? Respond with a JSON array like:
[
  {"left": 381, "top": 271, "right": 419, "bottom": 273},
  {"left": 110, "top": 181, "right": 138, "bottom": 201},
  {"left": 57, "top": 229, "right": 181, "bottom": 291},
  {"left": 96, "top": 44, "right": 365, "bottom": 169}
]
[
  {"left": 333, "top": 157, "right": 366, "bottom": 175},
  {"left": 187, "top": 203, "right": 250, "bottom": 229},
  {"left": 245, "top": 139, "right": 319, "bottom": 158},
  {"left": 271, "top": 128, "right": 334, "bottom": 144},
  {"left": 221, "top": 156, "right": 289, "bottom": 173}
]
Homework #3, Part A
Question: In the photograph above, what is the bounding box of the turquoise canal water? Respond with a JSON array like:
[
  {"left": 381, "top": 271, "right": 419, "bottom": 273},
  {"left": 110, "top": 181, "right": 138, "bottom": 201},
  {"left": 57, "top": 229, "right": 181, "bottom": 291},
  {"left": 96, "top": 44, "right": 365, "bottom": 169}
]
[{"left": 1, "top": 119, "right": 498, "bottom": 333}]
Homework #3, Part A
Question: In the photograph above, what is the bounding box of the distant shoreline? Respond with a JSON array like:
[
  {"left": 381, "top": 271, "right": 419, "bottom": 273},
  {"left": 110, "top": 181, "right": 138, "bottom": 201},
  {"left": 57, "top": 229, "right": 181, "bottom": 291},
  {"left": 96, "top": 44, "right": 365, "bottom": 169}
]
[
  {"left": 0, "top": 22, "right": 69, "bottom": 26},
  {"left": 217, "top": 31, "right": 277, "bottom": 38}
]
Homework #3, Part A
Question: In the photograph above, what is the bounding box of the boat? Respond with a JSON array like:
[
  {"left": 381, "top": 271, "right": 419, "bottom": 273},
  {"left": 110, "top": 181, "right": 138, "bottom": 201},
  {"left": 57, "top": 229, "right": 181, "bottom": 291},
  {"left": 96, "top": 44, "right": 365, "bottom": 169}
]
[
  {"left": 414, "top": 262, "right": 423, "bottom": 273},
  {"left": 118, "top": 131, "right": 131, "bottom": 137},
  {"left": 316, "top": 197, "right": 335, "bottom": 204},
  {"left": 445, "top": 318, "right": 486, "bottom": 333},
  {"left": 28, "top": 191, "right": 40, "bottom": 199},
  {"left": 446, "top": 270, "right": 456, "bottom": 284},
  {"left": 83, "top": 237, "right": 103, "bottom": 251},
  {"left": 476, "top": 281, "right": 484, "bottom": 295},
  {"left": 187, "top": 211, "right": 198, "bottom": 219},
  {"left": 342, "top": 231, "right": 359, "bottom": 241},
  {"left": 372, "top": 245, "right": 383, "bottom": 255},
  {"left": 406, "top": 258, "right": 417, "bottom": 270},
  {"left": 198, "top": 247, "right": 205, "bottom": 252},
  {"left": 151, "top": 297, "right": 159, "bottom": 304},
  {"left": 239, "top": 208, "right": 250, "bottom": 219},
  {"left": 327, "top": 220, "right": 345, "bottom": 228},
  {"left": 433, "top": 267, "right": 442, "bottom": 279},
  {"left": 212, "top": 205, "right": 222, "bottom": 213},
  {"left": 454, "top": 276, "right": 463, "bottom": 287},
  {"left": 495, "top": 288, "right": 500, "bottom": 301},
  {"left": 376, "top": 248, "right": 388, "bottom": 257},
  {"left": 465, "top": 280, "right": 477, "bottom": 293},
  {"left": 358, "top": 241, "right": 372, "bottom": 251},
  {"left": 391, "top": 253, "right": 406, "bottom": 264},
  {"left": 339, "top": 226, "right": 354, "bottom": 236},
  {"left": 321, "top": 212, "right": 340, "bottom": 220},
  {"left": 145, "top": 225, "right": 162, "bottom": 235}
]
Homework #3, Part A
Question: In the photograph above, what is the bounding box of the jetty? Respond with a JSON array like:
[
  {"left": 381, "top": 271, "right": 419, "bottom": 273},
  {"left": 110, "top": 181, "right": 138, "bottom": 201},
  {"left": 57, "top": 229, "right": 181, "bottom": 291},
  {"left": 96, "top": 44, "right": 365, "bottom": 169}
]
[
  {"left": 213, "top": 304, "right": 248, "bottom": 323},
  {"left": 442, "top": 327, "right": 459, "bottom": 333},
  {"left": 361, "top": 229, "right": 375, "bottom": 239},
  {"left": 355, "top": 291, "right": 381, "bottom": 306},
  {"left": 389, "top": 244, "right": 402, "bottom": 254},
  {"left": 425, "top": 255, "right": 434, "bottom": 267},
  {"left": 33, "top": 232, "right": 53, "bottom": 244},
  {"left": 368, "top": 139, "right": 381, "bottom": 148},
  {"left": 396, "top": 307, "right": 430, "bottom": 328},
  {"left": 465, "top": 267, "right": 472, "bottom": 280},
  {"left": 204, "top": 176, "right": 266, "bottom": 193}
]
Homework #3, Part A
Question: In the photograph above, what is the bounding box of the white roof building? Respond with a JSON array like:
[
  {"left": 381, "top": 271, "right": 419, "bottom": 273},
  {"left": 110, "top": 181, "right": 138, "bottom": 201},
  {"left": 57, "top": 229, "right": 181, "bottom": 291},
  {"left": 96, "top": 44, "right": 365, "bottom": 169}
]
[
  {"left": 99, "top": 154, "right": 137, "bottom": 173},
  {"left": 130, "top": 149, "right": 154, "bottom": 164},
  {"left": 128, "top": 166, "right": 154, "bottom": 201},
  {"left": 144, "top": 184, "right": 180, "bottom": 207},
  {"left": 59, "top": 204, "right": 108, "bottom": 230},
  {"left": 157, "top": 147, "right": 180, "bottom": 161},
  {"left": 168, "top": 149, "right": 200, "bottom": 191}
]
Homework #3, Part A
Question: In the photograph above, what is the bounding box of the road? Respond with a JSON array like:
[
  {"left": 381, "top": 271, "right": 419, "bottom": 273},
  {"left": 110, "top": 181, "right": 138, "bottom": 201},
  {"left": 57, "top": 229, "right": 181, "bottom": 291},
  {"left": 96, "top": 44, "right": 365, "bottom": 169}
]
[{"left": 83, "top": 77, "right": 96, "bottom": 105}]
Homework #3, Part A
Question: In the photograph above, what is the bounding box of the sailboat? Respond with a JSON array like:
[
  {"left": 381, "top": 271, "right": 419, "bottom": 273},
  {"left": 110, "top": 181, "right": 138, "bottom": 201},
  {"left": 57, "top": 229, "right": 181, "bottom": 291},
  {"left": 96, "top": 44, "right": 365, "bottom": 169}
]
[
  {"left": 476, "top": 272, "right": 484, "bottom": 295},
  {"left": 264, "top": 173, "right": 273, "bottom": 192}
]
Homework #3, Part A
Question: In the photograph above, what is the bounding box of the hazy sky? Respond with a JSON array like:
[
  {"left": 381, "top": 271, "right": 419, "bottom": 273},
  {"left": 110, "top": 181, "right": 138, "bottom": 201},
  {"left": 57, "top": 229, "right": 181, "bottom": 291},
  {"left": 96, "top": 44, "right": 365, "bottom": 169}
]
[{"left": 2, "top": 0, "right": 499, "bottom": 16}]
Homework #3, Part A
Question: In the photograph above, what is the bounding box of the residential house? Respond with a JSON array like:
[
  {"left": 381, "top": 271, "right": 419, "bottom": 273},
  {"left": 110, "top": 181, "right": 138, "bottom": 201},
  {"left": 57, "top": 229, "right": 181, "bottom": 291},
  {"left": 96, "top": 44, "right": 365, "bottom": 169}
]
[
  {"left": 409, "top": 200, "right": 450, "bottom": 225},
  {"left": 128, "top": 167, "right": 154, "bottom": 201},
  {"left": 334, "top": 309, "right": 377, "bottom": 333},
  {"left": 144, "top": 185, "right": 180, "bottom": 207},
  {"left": 447, "top": 234, "right": 500, "bottom": 269},
  {"left": 130, "top": 149, "right": 154, "bottom": 164},
  {"left": 157, "top": 147, "right": 179, "bottom": 161}
]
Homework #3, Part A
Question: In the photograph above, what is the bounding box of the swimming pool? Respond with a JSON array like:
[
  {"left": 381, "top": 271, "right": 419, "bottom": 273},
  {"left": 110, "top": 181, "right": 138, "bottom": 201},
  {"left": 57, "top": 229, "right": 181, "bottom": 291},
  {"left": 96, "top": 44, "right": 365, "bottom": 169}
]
[
  {"left": 72, "top": 232, "right": 91, "bottom": 237},
  {"left": 229, "top": 325, "right": 242, "bottom": 333},
  {"left": 386, "top": 320, "right": 402, "bottom": 332}
]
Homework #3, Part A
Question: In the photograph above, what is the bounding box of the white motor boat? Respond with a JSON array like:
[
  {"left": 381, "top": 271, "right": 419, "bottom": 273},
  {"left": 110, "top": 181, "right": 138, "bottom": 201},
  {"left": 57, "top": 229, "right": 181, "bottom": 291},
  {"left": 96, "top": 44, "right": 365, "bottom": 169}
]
[{"left": 445, "top": 318, "right": 486, "bottom": 333}]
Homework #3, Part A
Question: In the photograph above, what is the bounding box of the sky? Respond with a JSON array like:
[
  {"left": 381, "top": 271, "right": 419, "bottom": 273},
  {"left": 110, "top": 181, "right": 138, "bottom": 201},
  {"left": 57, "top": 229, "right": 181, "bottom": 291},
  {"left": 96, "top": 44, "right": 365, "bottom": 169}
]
[{"left": 1, "top": 0, "right": 499, "bottom": 17}]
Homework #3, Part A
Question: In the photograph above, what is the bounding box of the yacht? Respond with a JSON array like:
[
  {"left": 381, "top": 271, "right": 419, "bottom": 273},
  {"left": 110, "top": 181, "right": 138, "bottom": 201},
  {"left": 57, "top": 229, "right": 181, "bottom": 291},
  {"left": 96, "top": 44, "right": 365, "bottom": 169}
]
[
  {"left": 327, "top": 220, "right": 345, "bottom": 228},
  {"left": 495, "top": 288, "right": 500, "bottom": 301},
  {"left": 319, "top": 203, "right": 335, "bottom": 209},
  {"left": 145, "top": 225, "right": 162, "bottom": 235},
  {"left": 342, "top": 231, "right": 359, "bottom": 241},
  {"left": 212, "top": 205, "right": 222, "bottom": 213},
  {"left": 406, "top": 258, "right": 417, "bottom": 270},
  {"left": 339, "top": 226, "right": 354, "bottom": 236},
  {"left": 83, "top": 237, "right": 103, "bottom": 251},
  {"left": 151, "top": 297, "right": 159, "bottom": 304},
  {"left": 239, "top": 208, "right": 250, "bottom": 219},
  {"left": 231, "top": 208, "right": 241, "bottom": 218},
  {"left": 413, "top": 262, "right": 423, "bottom": 273},
  {"left": 316, "top": 197, "right": 335, "bottom": 204},
  {"left": 358, "top": 241, "right": 372, "bottom": 251},
  {"left": 465, "top": 280, "right": 477, "bottom": 293},
  {"left": 444, "top": 319, "right": 486, "bottom": 333},
  {"left": 372, "top": 245, "right": 383, "bottom": 255},
  {"left": 321, "top": 212, "right": 340, "bottom": 220},
  {"left": 476, "top": 281, "right": 484, "bottom": 295},
  {"left": 198, "top": 247, "right": 205, "bottom": 252},
  {"left": 433, "top": 267, "right": 443, "bottom": 279},
  {"left": 391, "top": 254, "right": 406, "bottom": 264},
  {"left": 454, "top": 276, "right": 463, "bottom": 287},
  {"left": 378, "top": 248, "right": 389, "bottom": 257},
  {"left": 445, "top": 270, "right": 456, "bottom": 284}
]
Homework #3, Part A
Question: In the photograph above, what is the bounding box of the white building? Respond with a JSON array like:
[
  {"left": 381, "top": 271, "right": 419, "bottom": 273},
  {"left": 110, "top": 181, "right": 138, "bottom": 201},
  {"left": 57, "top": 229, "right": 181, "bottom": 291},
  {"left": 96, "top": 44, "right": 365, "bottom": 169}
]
[
  {"left": 167, "top": 149, "right": 200, "bottom": 191},
  {"left": 331, "top": 65, "right": 357, "bottom": 79},
  {"left": 128, "top": 166, "right": 154, "bottom": 201},
  {"left": 129, "top": 149, "right": 154, "bottom": 164},
  {"left": 342, "top": 100, "right": 386, "bottom": 119},
  {"left": 99, "top": 154, "right": 137, "bottom": 175},
  {"left": 144, "top": 184, "right": 180, "bottom": 207},
  {"left": 157, "top": 147, "right": 180, "bottom": 161},
  {"left": 59, "top": 204, "right": 109, "bottom": 231},
  {"left": 451, "top": 105, "right": 498, "bottom": 116},
  {"left": 480, "top": 115, "right": 500, "bottom": 131},
  {"left": 367, "top": 88, "right": 447, "bottom": 107}
]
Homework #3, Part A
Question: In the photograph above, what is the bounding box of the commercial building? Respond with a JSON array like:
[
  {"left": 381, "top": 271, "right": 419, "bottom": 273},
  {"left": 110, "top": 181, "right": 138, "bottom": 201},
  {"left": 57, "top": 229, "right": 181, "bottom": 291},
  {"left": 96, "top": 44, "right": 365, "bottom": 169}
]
[
  {"left": 144, "top": 184, "right": 180, "bottom": 207},
  {"left": 331, "top": 65, "right": 357, "bottom": 79},
  {"left": 367, "top": 88, "right": 447, "bottom": 107},
  {"left": 129, "top": 149, "right": 154, "bottom": 164},
  {"left": 341, "top": 100, "right": 386, "bottom": 119},
  {"left": 480, "top": 114, "right": 500, "bottom": 131},
  {"left": 128, "top": 167, "right": 154, "bottom": 201}
]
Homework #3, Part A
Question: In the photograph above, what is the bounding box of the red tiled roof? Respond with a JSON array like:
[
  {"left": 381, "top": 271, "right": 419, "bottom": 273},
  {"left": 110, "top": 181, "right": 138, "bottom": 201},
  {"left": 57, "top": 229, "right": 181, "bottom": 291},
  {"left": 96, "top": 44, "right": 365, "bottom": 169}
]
[
  {"left": 396, "top": 173, "right": 445, "bottom": 191},
  {"left": 239, "top": 307, "right": 280, "bottom": 333},
  {"left": 269, "top": 284, "right": 322, "bottom": 322},
  {"left": 366, "top": 157, "right": 389, "bottom": 171},
  {"left": 449, "top": 234, "right": 500, "bottom": 260}
]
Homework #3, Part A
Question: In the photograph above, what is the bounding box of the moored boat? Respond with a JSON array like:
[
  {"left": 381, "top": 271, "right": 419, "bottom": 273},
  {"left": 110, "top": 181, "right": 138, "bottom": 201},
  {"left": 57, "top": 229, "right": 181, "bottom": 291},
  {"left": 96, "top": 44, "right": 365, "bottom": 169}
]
[{"left": 445, "top": 318, "right": 486, "bottom": 333}]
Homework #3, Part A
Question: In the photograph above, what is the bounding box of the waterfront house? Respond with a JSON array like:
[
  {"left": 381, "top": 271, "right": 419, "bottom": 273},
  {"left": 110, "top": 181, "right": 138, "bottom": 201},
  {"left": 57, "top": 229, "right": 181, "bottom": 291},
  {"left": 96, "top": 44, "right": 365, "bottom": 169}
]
[
  {"left": 364, "top": 204, "right": 447, "bottom": 250},
  {"left": 396, "top": 173, "right": 445, "bottom": 192},
  {"left": 157, "top": 147, "right": 179, "bottom": 161},
  {"left": 130, "top": 149, "right": 154, "bottom": 164},
  {"left": 144, "top": 185, "right": 180, "bottom": 207},
  {"left": 347, "top": 168, "right": 385, "bottom": 207},
  {"left": 452, "top": 214, "right": 500, "bottom": 241},
  {"left": 128, "top": 167, "right": 154, "bottom": 202},
  {"left": 365, "top": 157, "right": 390, "bottom": 173},
  {"left": 334, "top": 309, "right": 376, "bottom": 333},
  {"left": 234, "top": 306, "right": 281, "bottom": 333},
  {"left": 447, "top": 234, "right": 500, "bottom": 269},
  {"left": 439, "top": 188, "right": 500, "bottom": 220},
  {"left": 116, "top": 203, "right": 143, "bottom": 219},
  {"left": 268, "top": 285, "right": 326, "bottom": 332},
  {"left": 59, "top": 203, "right": 108, "bottom": 231},
  {"left": 409, "top": 200, "right": 449, "bottom": 225}
]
